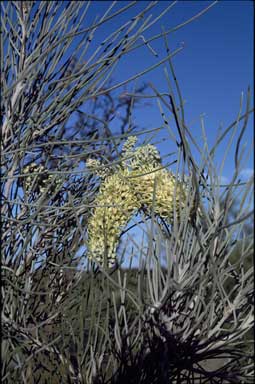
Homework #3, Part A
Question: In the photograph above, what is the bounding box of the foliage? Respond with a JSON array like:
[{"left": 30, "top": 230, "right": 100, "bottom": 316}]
[{"left": 1, "top": 1, "right": 254, "bottom": 383}]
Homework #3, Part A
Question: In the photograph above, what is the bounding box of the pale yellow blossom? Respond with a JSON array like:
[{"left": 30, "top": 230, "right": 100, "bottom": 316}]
[{"left": 87, "top": 138, "right": 190, "bottom": 268}]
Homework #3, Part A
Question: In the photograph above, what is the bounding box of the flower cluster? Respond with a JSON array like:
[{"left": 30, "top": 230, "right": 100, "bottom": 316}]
[
  {"left": 121, "top": 135, "right": 137, "bottom": 157},
  {"left": 86, "top": 158, "right": 112, "bottom": 179},
  {"left": 22, "top": 162, "right": 61, "bottom": 195},
  {"left": 132, "top": 169, "right": 187, "bottom": 221},
  {"left": 86, "top": 138, "right": 188, "bottom": 268},
  {"left": 87, "top": 170, "right": 139, "bottom": 267},
  {"left": 121, "top": 136, "right": 161, "bottom": 171},
  {"left": 130, "top": 143, "right": 161, "bottom": 171}
]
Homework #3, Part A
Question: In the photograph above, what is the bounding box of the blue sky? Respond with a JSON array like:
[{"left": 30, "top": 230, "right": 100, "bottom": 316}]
[{"left": 83, "top": 0, "right": 254, "bottom": 182}]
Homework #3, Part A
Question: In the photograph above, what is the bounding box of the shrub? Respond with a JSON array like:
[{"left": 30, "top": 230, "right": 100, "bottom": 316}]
[{"left": 1, "top": 2, "right": 253, "bottom": 383}]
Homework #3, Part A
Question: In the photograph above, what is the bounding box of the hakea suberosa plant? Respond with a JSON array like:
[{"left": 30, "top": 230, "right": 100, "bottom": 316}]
[{"left": 86, "top": 136, "right": 191, "bottom": 267}]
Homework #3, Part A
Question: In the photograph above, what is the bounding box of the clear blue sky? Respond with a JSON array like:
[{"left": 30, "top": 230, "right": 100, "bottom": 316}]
[{"left": 83, "top": 0, "right": 254, "bottom": 182}]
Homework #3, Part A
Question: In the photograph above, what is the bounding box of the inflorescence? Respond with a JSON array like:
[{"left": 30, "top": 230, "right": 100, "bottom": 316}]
[{"left": 86, "top": 137, "right": 189, "bottom": 268}]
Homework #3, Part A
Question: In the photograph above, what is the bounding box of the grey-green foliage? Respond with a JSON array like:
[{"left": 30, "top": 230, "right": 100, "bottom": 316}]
[{"left": 1, "top": 1, "right": 254, "bottom": 384}]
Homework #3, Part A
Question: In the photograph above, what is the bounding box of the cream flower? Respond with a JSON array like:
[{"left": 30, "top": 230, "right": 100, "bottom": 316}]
[
  {"left": 87, "top": 138, "right": 189, "bottom": 268},
  {"left": 87, "top": 171, "right": 139, "bottom": 267}
]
